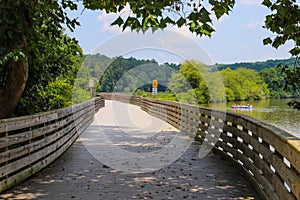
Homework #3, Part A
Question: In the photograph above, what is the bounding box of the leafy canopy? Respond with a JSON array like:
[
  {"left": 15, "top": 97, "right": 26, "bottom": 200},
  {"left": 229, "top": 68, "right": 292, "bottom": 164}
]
[
  {"left": 2, "top": 0, "right": 300, "bottom": 116},
  {"left": 83, "top": 0, "right": 235, "bottom": 37},
  {"left": 262, "top": 0, "right": 300, "bottom": 56},
  {"left": 0, "top": 1, "right": 82, "bottom": 117},
  {"left": 82, "top": 0, "right": 300, "bottom": 56}
]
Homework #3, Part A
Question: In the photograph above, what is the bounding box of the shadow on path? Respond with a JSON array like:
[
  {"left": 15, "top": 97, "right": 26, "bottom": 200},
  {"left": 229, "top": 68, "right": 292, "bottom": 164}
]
[
  {"left": 1, "top": 139, "right": 258, "bottom": 200},
  {"left": 1, "top": 101, "right": 258, "bottom": 199}
]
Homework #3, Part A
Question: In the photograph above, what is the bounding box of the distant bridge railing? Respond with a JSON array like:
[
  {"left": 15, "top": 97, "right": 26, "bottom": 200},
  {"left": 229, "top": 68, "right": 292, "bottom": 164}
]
[
  {"left": 0, "top": 97, "right": 104, "bottom": 192},
  {"left": 101, "top": 93, "right": 300, "bottom": 200},
  {"left": 100, "top": 92, "right": 141, "bottom": 106}
]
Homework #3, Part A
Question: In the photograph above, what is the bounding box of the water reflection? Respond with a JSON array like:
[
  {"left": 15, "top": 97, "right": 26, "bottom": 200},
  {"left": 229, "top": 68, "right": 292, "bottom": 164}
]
[
  {"left": 202, "top": 99, "right": 300, "bottom": 138},
  {"left": 231, "top": 108, "right": 252, "bottom": 113}
]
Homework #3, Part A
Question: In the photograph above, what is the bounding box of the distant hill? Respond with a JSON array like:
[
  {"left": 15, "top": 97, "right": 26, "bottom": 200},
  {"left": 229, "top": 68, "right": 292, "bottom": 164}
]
[
  {"left": 83, "top": 54, "right": 296, "bottom": 74},
  {"left": 82, "top": 53, "right": 180, "bottom": 92},
  {"left": 215, "top": 57, "right": 296, "bottom": 71}
]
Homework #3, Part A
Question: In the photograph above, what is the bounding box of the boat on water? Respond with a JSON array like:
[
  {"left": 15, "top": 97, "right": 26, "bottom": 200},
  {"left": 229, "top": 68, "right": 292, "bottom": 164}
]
[{"left": 230, "top": 104, "right": 252, "bottom": 109}]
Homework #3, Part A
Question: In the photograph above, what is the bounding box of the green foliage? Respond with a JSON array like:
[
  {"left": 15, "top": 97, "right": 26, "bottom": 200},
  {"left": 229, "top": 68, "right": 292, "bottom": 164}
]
[
  {"left": 275, "top": 59, "right": 300, "bottom": 110},
  {"left": 221, "top": 68, "right": 270, "bottom": 101},
  {"left": 225, "top": 88, "right": 235, "bottom": 101},
  {"left": 72, "top": 87, "right": 92, "bottom": 104},
  {"left": 261, "top": 0, "right": 300, "bottom": 109},
  {"left": 155, "top": 92, "right": 177, "bottom": 102},
  {"left": 17, "top": 79, "right": 74, "bottom": 115},
  {"left": 135, "top": 90, "right": 178, "bottom": 102},
  {"left": 81, "top": 0, "right": 300, "bottom": 59},
  {"left": 73, "top": 54, "right": 179, "bottom": 102},
  {"left": 276, "top": 64, "right": 300, "bottom": 94},
  {"left": 71, "top": 54, "right": 111, "bottom": 103},
  {"left": 260, "top": 67, "right": 287, "bottom": 98},
  {"left": 14, "top": 33, "right": 83, "bottom": 116},
  {"left": 73, "top": 77, "right": 100, "bottom": 103},
  {"left": 168, "top": 61, "right": 205, "bottom": 104},
  {"left": 206, "top": 72, "right": 226, "bottom": 102},
  {"left": 262, "top": 0, "right": 300, "bottom": 56},
  {"left": 0, "top": 0, "right": 80, "bottom": 69},
  {"left": 215, "top": 57, "right": 296, "bottom": 71},
  {"left": 99, "top": 56, "right": 153, "bottom": 92},
  {"left": 216, "top": 57, "right": 300, "bottom": 108},
  {"left": 116, "top": 58, "right": 291, "bottom": 105},
  {"left": 1, "top": 1, "right": 83, "bottom": 116},
  {"left": 2, "top": 0, "right": 300, "bottom": 115},
  {"left": 94, "top": 56, "right": 178, "bottom": 93},
  {"left": 168, "top": 72, "right": 191, "bottom": 94},
  {"left": 40, "top": 80, "right": 73, "bottom": 109},
  {"left": 169, "top": 64, "right": 270, "bottom": 104},
  {"left": 134, "top": 89, "right": 148, "bottom": 97},
  {"left": 84, "top": 0, "right": 235, "bottom": 37}
]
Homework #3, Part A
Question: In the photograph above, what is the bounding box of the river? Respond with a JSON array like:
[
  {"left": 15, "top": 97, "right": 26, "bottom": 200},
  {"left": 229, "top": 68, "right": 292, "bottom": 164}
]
[{"left": 202, "top": 98, "right": 300, "bottom": 138}]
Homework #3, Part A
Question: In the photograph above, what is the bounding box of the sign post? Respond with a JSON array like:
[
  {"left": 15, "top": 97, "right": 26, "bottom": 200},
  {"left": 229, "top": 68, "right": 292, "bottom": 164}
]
[
  {"left": 152, "top": 80, "right": 158, "bottom": 96},
  {"left": 89, "top": 79, "right": 94, "bottom": 99}
]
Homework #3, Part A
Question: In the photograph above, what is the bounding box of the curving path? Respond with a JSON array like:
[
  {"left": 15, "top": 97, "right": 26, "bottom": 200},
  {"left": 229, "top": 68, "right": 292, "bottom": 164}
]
[{"left": 1, "top": 101, "right": 258, "bottom": 200}]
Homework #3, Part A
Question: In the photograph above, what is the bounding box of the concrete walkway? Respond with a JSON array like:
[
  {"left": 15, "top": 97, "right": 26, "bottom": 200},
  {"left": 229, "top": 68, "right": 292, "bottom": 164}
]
[{"left": 1, "top": 101, "right": 258, "bottom": 200}]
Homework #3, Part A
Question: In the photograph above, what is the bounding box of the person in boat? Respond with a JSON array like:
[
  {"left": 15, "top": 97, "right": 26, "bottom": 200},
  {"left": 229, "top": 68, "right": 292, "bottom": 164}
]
[{"left": 231, "top": 104, "right": 252, "bottom": 109}]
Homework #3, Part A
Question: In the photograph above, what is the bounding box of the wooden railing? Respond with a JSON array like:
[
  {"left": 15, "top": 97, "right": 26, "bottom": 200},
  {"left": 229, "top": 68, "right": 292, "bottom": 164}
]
[
  {"left": 105, "top": 94, "right": 300, "bottom": 200},
  {"left": 99, "top": 93, "right": 141, "bottom": 106},
  {"left": 0, "top": 97, "right": 104, "bottom": 192}
]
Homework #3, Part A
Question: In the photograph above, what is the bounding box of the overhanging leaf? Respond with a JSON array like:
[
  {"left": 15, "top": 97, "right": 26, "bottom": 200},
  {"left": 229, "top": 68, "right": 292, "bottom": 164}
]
[
  {"left": 111, "top": 16, "right": 124, "bottom": 26},
  {"left": 176, "top": 17, "right": 186, "bottom": 27},
  {"left": 262, "top": 0, "right": 272, "bottom": 8},
  {"left": 263, "top": 37, "right": 272, "bottom": 45},
  {"left": 200, "top": 8, "right": 211, "bottom": 23},
  {"left": 289, "top": 47, "right": 300, "bottom": 56}
]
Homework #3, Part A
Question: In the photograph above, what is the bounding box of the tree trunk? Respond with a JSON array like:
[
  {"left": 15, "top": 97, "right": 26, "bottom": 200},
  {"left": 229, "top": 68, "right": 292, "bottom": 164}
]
[{"left": 0, "top": 41, "right": 28, "bottom": 119}]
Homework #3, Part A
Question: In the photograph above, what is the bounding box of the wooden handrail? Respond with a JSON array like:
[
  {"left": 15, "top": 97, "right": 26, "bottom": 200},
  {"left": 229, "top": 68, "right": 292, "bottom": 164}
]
[
  {"left": 0, "top": 97, "right": 105, "bottom": 192},
  {"left": 103, "top": 94, "right": 300, "bottom": 200}
]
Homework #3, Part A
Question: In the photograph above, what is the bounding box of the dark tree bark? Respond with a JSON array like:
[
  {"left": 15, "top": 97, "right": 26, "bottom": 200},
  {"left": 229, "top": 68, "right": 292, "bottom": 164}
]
[{"left": 0, "top": 42, "right": 28, "bottom": 119}]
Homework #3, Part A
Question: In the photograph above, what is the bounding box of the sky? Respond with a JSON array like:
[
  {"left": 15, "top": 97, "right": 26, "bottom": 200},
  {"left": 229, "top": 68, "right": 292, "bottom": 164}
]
[{"left": 66, "top": 0, "right": 295, "bottom": 64}]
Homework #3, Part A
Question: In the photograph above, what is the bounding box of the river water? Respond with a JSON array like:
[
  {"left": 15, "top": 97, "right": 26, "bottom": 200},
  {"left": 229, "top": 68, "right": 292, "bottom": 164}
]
[{"left": 202, "top": 98, "right": 300, "bottom": 138}]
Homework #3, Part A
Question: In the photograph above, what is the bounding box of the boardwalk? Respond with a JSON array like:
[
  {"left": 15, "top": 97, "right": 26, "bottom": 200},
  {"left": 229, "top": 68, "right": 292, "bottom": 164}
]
[{"left": 1, "top": 101, "right": 258, "bottom": 200}]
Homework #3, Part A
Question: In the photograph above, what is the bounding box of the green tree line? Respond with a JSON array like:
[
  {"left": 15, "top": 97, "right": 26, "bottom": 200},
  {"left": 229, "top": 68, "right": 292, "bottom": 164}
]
[
  {"left": 15, "top": 49, "right": 300, "bottom": 116},
  {"left": 1, "top": 1, "right": 300, "bottom": 118},
  {"left": 159, "top": 60, "right": 271, "bottom": 105},
  {"left": 215, "top": 57, "right": 296, "bottom": 71},
  {"left": 85, "top": 54, "right": 297, "bottom": 105}
]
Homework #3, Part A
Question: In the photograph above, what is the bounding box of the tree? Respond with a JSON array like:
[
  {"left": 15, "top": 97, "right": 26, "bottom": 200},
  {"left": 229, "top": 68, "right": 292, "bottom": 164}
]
[
  {"left": 84, "top": 0, "right": 235, "bottom": 37},
  {"left": 262, "top": 0, "right": 300, "bottom": 56},
  {"left": 220, "top": 68, "right": 270, "bottom": 101},
  {"left": 88, "top": 0, "right": 300, "bottom": 107},
  {"left": 168, "top": 60, "right": 211, "bottom": 104},
  {"left": 0, "top": 0, "right": 79, "bottom": 118},
  {"left": 262, "top": 0, "right": 300, "bottom": 109},
  {"left": 82, "top": 0, "right": 299, "bottom": 54},
  {"left": 1, "top": 0, "right": 300, "bottom": 118},
  {"left": 14, "top": 33, "right": 83, "bottom": 116}
]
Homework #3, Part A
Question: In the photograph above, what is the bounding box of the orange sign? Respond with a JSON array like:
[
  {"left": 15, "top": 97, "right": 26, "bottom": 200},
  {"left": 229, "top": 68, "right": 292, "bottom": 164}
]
[{"left": 152, "top": 80, "right": 158, "bottom": 88}]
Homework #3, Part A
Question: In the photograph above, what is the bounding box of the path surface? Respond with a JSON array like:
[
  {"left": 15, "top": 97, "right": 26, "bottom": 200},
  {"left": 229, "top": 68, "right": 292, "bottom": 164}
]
[{"left": 1, "top": 101, "right": 258, "bottom": 200}]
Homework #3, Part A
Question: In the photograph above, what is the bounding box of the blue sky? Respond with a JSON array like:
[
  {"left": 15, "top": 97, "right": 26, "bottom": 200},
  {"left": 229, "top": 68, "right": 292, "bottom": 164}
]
[{"left": 66, "top": 0, "right": 294, "bottom": 64}]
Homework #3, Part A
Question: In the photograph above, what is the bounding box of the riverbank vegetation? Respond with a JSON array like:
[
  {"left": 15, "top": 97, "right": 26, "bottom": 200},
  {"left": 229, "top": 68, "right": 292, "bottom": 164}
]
[
  {"left": 1, "top": 1, "right": 300, "bottom": 118},
  {"left": 83, "top": 54, "right": 298, "bottom": 105},
  {"left": 13, "top": 34, "right": 83, "bottom": 116},
  {"left": 9, "top": 50, "right": 299, "bottom": 117}
]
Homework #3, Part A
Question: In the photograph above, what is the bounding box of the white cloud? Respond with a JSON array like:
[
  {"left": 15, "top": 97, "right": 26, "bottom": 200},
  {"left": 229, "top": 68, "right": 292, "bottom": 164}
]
[
  {"left": 240, "top": 0, "right": 261, "bottom": 6},
  {"left": 167, "top": 24, "right": 215, "bottom": 43},
  {"left": 96, "top": 4, "right": 132, "bottom": 33},
  {"left": 97, "top": 11, "right": 121, "bottom": 33},
  {"left": 246, "top": 20, "right": 263, "bottom": 29},
  {"left": 240, "top": 44, "right": 249, "bottom": 50},
  {"left": 167, "top": 26, "right": 196, "bottom": 40}
]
